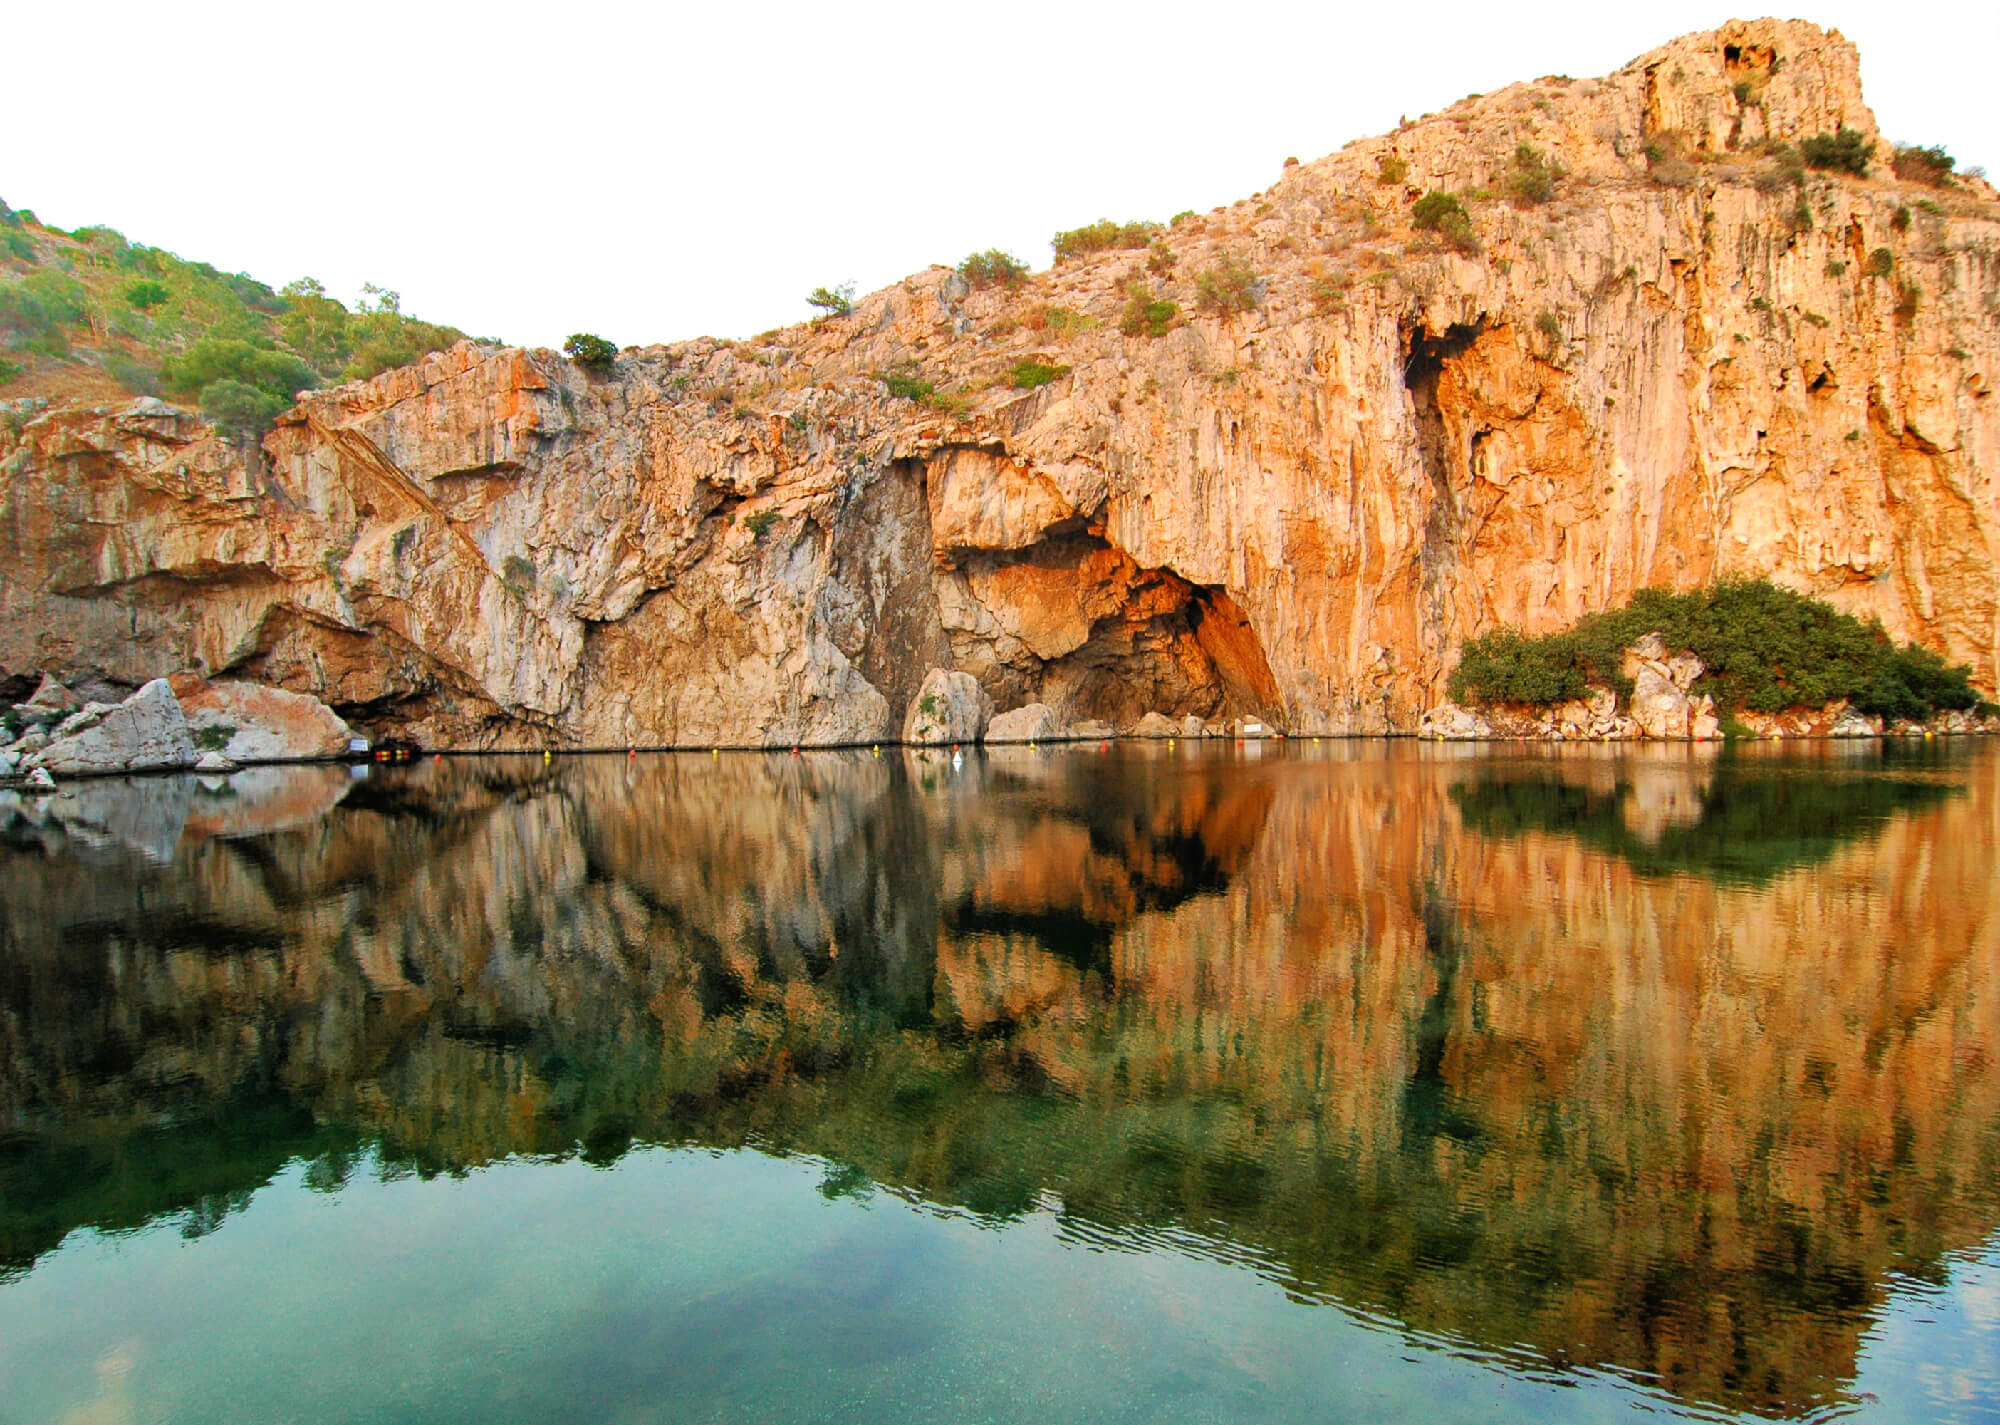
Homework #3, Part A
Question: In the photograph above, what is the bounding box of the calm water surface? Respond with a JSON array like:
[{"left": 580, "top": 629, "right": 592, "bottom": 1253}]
[{"left": 1, "top": 739, "right": 1996, "bottom": 1423}]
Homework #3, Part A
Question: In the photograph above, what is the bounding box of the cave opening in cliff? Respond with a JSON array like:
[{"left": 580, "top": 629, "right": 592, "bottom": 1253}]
[
  {"left": 946, "top": 529, "right": 1283, "bottom": 731},
  {"left": 1402, "top": 318, "right": 1484, "bottom": 627}
]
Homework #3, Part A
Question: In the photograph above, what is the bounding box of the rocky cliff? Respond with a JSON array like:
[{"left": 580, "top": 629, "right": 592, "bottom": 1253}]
[{"left": 4, "top": 18, "right": 1996, "bottom": 746}]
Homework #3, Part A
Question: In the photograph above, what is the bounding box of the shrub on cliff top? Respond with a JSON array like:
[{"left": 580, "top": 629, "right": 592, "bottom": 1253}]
[
  {"left": 198, "top": 378, "right": 288, "bottom": 438},
  {"left": 958, "top": 250, "right": 1028, "bottom": 289},
  {"left": 1051, "top": 219, "right": 1160, "bottom": 263},
  {"left": 162, "top": 337, "right": 316, "bottom": 405},
  {"left": 1801, "top": 128, "right": 1872, "bottom": 177},
  {"left": 563, "top": 333, "right": 617, "bottom": 370},
  {"left": 1891, "top": 144, "right": 1956, "bottom": 187},
  {"left": 806, "top": 283, "right": 854, "bottom": 318},
  {"left": 1448, "top": 579, "right": 1981, "bottom": 717}
]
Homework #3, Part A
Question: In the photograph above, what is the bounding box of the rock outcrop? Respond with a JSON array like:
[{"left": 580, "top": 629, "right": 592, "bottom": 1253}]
[
  {"left": 28, "top": 679, "right": 194, "bottom": 776},
  {"left": 172, "top": 677, "right": 357, "bottom": 763},
  {"left": 1, "top": 20, "right": 1995, "bottom": 747},
  {"left": 984, "top": 702, "right": 1065, "bottom": 743},
  {"left": 903, "top": 668, "right": 992, "bottom": 745}
]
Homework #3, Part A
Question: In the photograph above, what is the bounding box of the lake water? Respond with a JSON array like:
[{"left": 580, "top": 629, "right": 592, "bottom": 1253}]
[{"left": 1, "top": 739, "right": 1996, "bottom": 1424}]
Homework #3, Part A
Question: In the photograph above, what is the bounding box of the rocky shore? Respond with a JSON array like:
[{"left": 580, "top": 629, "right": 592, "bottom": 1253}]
[
  {"left": 2, "top": 673, "right": 359, "bottom": 787},
  {"left": 1421, "top": 633, "right": 2000, "bottom": 741}
]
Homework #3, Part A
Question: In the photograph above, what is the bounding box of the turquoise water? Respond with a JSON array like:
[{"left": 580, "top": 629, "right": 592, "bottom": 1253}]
[{"left": 1, "top": 740, "right": 1996, "bottom": 1422}]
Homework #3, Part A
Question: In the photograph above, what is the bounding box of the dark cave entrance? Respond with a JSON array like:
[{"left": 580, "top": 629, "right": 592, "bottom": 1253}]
[{"left": 947, "top": 528, "right": 1283, "bottom": 730}]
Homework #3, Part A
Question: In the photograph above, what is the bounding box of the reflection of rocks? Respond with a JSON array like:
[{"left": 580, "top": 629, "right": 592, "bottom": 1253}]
[
  {"left": 35, "top": 775, "right": 196, "bottom": 863},
  {"left": 0, "top": 745, "right": 1995, "bottom": 1421},
  {"left": 182, "top": 766, "right": 356, "bottom": 840},
  {"left": 1619, "top": 749, "right": 1717, "bottom": 842}
]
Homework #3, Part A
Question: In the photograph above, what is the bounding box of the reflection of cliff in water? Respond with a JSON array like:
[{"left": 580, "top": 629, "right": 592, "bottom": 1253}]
[
  {"left": 2, "top": 743, "right": 1997, "bottom": 1421},
  {"left": 1449, "top": 742, "right": 1963, "bottom": 884}
]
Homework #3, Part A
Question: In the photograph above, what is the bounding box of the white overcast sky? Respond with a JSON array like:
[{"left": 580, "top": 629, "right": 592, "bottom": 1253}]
[{"left": 5, "top": 2, "right": 1994, "bottom": 350}]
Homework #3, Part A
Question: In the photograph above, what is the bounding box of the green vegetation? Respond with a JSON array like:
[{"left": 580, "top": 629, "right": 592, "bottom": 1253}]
[
  {"left": 0, "top": 270, "right": 87, "bottom": 355},
  {"left": 1193, "top": 254, "right": 1261, "bottom": 313},
  {"left": 1448, "top": 579, "right": 1982, "bottom": 719},
  {"left": 1890, "top": 205, "right": 1912, "bottom": 233},
  {"left": 1051, "top": 218, "right": 1159, "bottom": 263},
  {"left": 743, "top": 510, "right": 778, "bottom": 538},
  {"left": 957, "top": 250, "right": 1028, "bottom": 289},
  {"left": 1800, "top": 128, "right": 1871, "bottom": 176},
  {"left": 1411, "top": 191, "right": 1478, "bottom": 253},
  {"left": 1862, "top": 247, "right": 1894, "bottom": 278},
  {"left": 198, "top": 380, "right": 289, "bottom": 437},
  {"left": 1377, "top": 153, "right": 1409, "bottom": 185},
  {"left": 806, "top": 283, "right": 854, "bottom": 318},
  {"left": 878, "top": 364, "right": 935, "bottom": 401},
  {"left": 1891, "top": 144, "right": 1956, "bottom": 187},
  {"left": 0, "top": 205, "right": 472, "bottom": 427},
  {"left": 192, "top": 724, "right": 236, "bottom": 752},
  {"left": 563, "top": 333, "right": 617, "bottom": 370},
  {"left": 1009, "top": 358, "right": 1070, "bottom": 390},
  {"left": 1039, "top": 305, "right": 1095, "bottom": 338},
  {"left": 1118, "top": 281, "right": 1178, "bottom": 337},
  {"left": 1504, "top": 143, "right": 1560, "bottom": 206}
]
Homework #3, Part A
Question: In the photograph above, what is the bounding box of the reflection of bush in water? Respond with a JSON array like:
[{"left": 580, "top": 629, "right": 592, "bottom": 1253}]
[
  {"left": 1451, "top": 761, "right": 1960, "bottom": 885},
  {"left": 0, "top": 1092, "right": 361, "bottom": 1281}
]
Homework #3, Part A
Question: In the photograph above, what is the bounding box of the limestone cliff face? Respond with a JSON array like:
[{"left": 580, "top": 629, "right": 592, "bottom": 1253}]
[{"left": 3, "top": 18, "right": 1996, "bottom": 744}]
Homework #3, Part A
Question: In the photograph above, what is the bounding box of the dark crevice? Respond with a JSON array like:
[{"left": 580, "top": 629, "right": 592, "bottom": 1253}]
[{"left": 1403, "top": 318, "right": 1484, "bottom": 647}]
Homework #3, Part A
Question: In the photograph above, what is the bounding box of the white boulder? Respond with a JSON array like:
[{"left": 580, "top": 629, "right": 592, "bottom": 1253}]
[
  {"left": 902, "top": 669, "right": 993, "bottom": 745},
  {"left": 29, "top": 679, "right": 196, "bottom": 776},
  {"left": 984, "top": 703, "right": 1064, "bottom": 743}
]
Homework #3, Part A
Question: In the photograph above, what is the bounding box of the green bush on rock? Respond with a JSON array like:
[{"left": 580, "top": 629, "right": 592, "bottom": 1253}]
[{"left": 1448, "top": 579, "right": 1981, "bottom": 717}]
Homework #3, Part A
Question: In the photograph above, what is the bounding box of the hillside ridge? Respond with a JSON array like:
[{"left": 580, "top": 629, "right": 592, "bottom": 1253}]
[{"left": 4, "top": 17, "right": 1997, "bottom": 746}]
